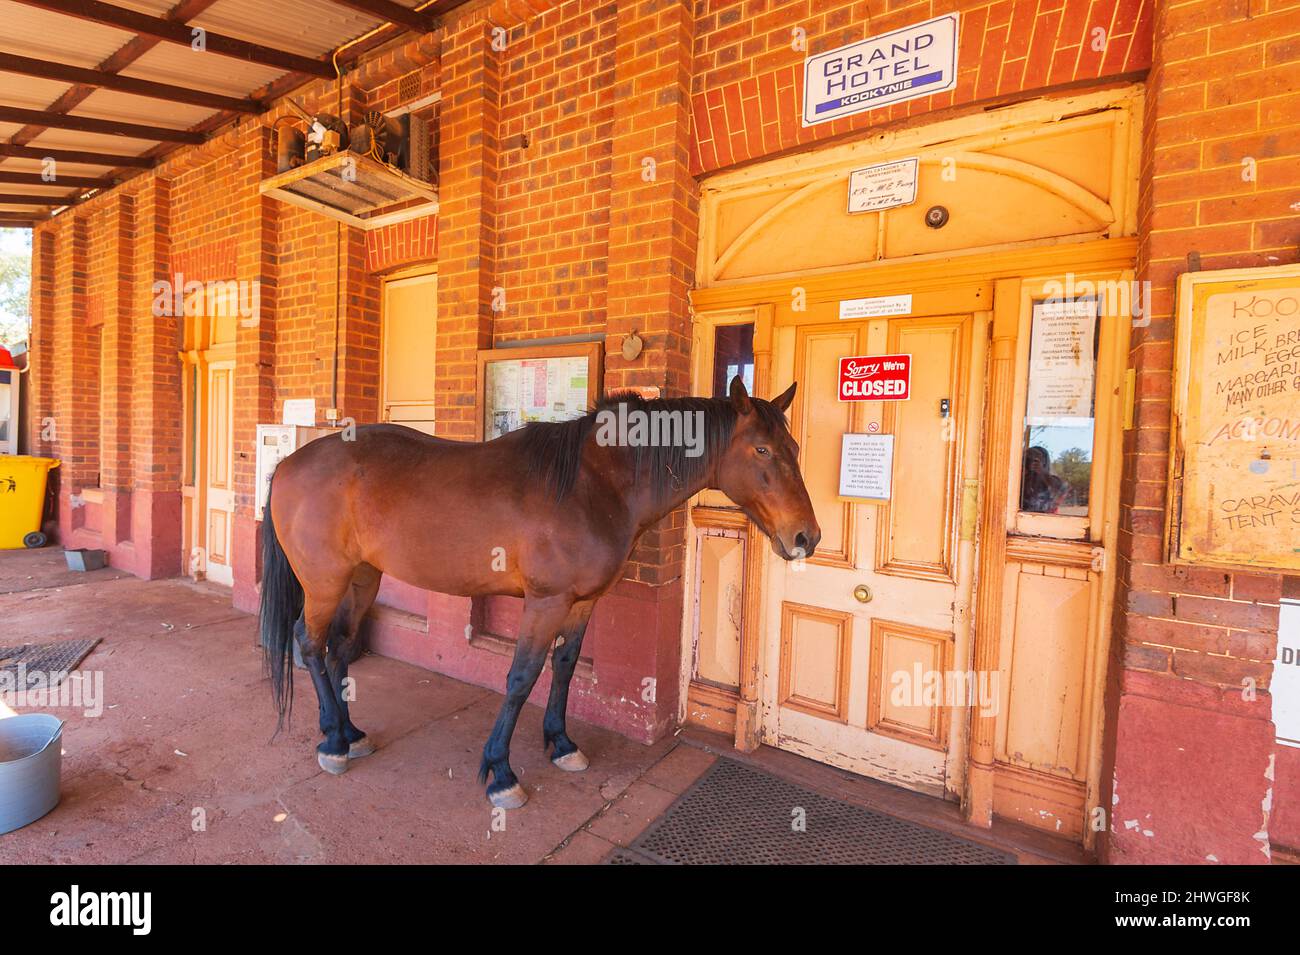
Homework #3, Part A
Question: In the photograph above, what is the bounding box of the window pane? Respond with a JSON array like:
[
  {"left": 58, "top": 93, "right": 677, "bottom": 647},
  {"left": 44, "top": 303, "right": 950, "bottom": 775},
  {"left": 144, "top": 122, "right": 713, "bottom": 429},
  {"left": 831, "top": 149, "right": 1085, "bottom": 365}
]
[
  {"left": 1020, "top": 298, "right": 1100, "bottom": 517},
  {"left": 712, "top": 323, "right": 755, "bottom": 398}
]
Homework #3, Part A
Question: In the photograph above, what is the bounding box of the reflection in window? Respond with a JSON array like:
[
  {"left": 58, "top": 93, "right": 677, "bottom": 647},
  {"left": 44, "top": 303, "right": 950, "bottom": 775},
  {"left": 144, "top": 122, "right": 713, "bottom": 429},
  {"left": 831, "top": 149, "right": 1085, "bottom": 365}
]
[
  {"left": 712, "top": 323, "right": 755, "bottom": 398},
  {"left": 1019, "top": 297, "right": 1100, "bottom": 516}
]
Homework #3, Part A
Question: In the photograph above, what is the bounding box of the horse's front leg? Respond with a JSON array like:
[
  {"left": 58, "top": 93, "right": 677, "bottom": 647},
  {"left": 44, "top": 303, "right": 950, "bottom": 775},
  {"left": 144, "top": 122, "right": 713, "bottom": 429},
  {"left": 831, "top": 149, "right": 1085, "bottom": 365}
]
[
  {"left": 542, "top": 600, "right": 595, "bottom": 772},
  {"left": 479, "top": 593, "right": 573, "bottom": 809}
]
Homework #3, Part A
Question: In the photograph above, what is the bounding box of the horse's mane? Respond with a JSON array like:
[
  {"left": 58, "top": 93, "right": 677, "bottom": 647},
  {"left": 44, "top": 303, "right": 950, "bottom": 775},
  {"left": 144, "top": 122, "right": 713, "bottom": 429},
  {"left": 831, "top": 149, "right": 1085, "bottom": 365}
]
[{"left": 515, "top": 393, "right": 789, "bottom": 502}]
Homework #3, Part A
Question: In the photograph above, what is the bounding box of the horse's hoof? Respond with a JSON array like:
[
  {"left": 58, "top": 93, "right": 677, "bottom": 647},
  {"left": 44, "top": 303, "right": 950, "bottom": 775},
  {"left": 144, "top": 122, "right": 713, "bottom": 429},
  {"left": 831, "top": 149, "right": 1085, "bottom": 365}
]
[
  {"left": 318, "top": 751, "right": 349, "bottom": 775},
  {"left": 348, "top": 736, "right": 376, "bottom": 759},
  {"left": 487, "top": 783, "right": 528, "bottom": 810},
  {"left": 552, "top": 750, "right": 589, "bottom": 772}
]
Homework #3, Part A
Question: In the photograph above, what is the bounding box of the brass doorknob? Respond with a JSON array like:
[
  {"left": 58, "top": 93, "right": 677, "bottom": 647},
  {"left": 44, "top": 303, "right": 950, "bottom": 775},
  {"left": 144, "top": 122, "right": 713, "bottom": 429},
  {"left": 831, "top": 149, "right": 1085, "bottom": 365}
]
[{"left": 853, "top": 584, "right": 873, "bottom": 603}]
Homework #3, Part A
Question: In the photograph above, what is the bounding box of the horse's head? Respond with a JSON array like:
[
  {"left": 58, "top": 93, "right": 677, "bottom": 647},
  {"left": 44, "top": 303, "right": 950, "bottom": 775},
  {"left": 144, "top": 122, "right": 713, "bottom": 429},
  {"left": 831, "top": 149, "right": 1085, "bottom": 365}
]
[{"left": 716, "top": 378, "right": 821, "bottom": 561}]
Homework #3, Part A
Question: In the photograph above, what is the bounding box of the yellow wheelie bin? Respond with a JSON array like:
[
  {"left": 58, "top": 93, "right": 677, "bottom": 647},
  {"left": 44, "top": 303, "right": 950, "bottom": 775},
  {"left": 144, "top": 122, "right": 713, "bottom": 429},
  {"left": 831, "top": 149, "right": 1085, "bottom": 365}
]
[{"left": 0, "top": 456, "right": 59, "bottom": 549}]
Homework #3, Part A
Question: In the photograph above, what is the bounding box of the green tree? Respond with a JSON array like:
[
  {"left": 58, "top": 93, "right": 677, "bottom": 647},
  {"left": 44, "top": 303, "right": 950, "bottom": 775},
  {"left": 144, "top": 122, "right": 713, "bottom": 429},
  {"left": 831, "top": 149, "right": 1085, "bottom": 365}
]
[
  {"left": 1055, "top": 447, "right": 1092, "bottom": 504},
  {"left": 0, "top": 229, "right": 33, "bottom": 347}
]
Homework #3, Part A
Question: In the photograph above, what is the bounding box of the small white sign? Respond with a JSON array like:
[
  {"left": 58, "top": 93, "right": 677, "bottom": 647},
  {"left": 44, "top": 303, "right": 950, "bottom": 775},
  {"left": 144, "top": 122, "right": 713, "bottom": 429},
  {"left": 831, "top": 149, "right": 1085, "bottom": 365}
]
[
  {"left": 803, "top": 14, "right": 960, "bottom": 127},
  {"left": 839, "top": 294, "right": 912, "bottom": 319},
  {"left": 1277, "top": 599, "right": 1300, "bottom": 749},
  {"left": 839, "top": 433, "right": 894, "bottom": 500},
  {"left": 281, "top": 398, "right": 316, "bottom": 427},
  {"left": 1026, "top": 298, "right": 1098, "bottom": 422},
  {"left": 848, "top": 157, "right": 919, "bottom": 213}
]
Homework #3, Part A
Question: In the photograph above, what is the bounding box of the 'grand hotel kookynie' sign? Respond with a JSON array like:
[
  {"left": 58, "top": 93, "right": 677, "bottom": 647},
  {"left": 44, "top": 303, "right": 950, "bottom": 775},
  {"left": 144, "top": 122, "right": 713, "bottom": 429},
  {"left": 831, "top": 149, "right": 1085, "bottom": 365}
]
[
  {"left": 1170, "top": 267, "right": 1300, "bottom": 572},
  {"left": 802, "top": 14, "right": 959, "bottom": 126}
]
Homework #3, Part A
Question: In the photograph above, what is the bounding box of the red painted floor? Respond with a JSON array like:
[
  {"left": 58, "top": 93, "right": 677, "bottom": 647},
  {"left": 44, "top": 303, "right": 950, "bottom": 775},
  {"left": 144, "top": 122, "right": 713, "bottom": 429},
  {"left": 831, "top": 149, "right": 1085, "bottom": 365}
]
[
  {"left": 1, "top": 548, "right": 1081, "bottom": 865},
  {"left": 0, "top": 548, "right": 708, "bottom": 864}
]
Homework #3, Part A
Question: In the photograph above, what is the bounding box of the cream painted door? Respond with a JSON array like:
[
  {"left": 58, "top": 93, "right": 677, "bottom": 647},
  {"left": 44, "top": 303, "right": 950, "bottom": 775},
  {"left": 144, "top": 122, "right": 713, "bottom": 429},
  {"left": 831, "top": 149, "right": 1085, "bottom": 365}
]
[
  {"left": 203, "top": 359, "right": 235, "bottom": 586},
  {"left": 382, "top": 271, "right": 438, "bottom": 435},
  {"left": 761, "top": 304, "right": 984, "bottom": 798}
]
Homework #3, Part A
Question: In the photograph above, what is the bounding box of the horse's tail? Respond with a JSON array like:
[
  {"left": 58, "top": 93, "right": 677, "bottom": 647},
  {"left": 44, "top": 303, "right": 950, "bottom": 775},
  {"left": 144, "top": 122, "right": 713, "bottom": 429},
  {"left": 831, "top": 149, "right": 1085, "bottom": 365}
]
[{"left": 260, "top": 479, "right": 303, "bottom": 734}]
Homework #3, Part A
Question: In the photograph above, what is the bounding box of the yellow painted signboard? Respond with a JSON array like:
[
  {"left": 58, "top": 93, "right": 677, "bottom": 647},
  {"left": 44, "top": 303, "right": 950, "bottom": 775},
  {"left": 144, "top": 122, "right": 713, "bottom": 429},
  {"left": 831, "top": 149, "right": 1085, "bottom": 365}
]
[{"left": 1170, "top": 268, "right": 1300, "bottom": 571}]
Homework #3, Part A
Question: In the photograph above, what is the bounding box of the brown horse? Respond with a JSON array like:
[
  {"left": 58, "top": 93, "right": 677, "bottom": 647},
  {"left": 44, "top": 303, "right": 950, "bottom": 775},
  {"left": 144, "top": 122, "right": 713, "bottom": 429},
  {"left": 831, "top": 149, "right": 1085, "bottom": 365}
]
[{"left": 260, "top": 377, "right": 819, "bottom": 808}]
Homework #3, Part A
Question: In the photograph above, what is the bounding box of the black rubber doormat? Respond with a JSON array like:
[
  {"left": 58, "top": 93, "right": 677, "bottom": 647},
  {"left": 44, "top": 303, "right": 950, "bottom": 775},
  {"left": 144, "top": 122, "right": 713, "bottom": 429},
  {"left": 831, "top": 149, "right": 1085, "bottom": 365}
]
[
  {"left": 0, "top": 638, "right": 101, "bottom": 687},
  {"left": 606, "top": 757, "right": 1016, "bottom": 865}
]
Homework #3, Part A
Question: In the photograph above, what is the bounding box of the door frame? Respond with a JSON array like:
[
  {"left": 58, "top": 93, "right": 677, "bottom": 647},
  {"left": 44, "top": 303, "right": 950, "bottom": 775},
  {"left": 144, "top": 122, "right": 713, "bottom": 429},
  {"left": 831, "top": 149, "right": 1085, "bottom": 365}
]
[
  {"left": 180, "top": 335, "right": 235, "bottom": 583},
  {"left": 685, "top": 235, "right": 1137, "bottom": 837},
  {"left": 379, "top": 265, "right": 438, "bottom": 431}
]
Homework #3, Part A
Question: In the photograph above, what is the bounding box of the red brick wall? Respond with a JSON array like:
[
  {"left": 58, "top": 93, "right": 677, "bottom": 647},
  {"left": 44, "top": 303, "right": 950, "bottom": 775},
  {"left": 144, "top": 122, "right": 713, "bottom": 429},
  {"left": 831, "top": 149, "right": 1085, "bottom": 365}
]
[
  {"left": 1102, "top": 0, "right": 1300, "bottom": 864},
  {"left": 493, "top": 0, "right": 616, "bottom": 343},
  {"left": 691, "top": 0, "right": 1153, "bottom": 174}
]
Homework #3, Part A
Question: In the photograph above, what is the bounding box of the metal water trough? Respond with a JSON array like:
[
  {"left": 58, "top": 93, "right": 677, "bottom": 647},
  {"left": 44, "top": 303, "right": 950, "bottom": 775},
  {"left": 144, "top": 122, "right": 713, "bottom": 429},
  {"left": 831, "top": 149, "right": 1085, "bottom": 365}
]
[{"left": 0, "top": 714, "right": 64, "bottom": 835}]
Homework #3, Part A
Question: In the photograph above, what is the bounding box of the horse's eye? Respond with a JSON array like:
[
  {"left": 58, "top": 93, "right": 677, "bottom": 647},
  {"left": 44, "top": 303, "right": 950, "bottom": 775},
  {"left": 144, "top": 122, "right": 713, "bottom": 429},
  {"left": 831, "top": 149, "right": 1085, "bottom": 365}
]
[{"left": 755, "top": 446, "right": 770, "bottom": 456}]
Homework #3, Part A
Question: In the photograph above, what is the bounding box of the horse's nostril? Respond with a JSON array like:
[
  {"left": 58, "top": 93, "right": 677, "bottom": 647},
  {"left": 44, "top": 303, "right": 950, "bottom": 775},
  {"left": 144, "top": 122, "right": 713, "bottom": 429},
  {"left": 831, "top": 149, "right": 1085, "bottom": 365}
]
[{"left": 795, "top": 532, "right": 808, "bottom": 550}]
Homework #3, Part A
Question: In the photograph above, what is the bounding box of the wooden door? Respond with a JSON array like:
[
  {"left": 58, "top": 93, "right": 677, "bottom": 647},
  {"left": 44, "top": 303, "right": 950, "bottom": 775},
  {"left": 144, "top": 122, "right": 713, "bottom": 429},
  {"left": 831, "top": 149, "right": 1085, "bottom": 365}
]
[
  {"left": 761, "top": 303, "right": 982, "bottom": 798},
  {"left": 202, "top": 358, "right": 235, "bottom": 586},
  {"left": 381, "top": 271, "right": 438, "bottom": 435}
]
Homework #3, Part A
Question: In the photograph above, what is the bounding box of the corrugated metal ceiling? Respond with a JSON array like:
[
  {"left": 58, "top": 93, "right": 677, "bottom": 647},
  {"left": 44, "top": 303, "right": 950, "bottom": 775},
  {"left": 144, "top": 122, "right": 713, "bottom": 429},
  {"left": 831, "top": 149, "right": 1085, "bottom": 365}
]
[{"left": 0, "top": 0, "right": 456, "bottom": 221}]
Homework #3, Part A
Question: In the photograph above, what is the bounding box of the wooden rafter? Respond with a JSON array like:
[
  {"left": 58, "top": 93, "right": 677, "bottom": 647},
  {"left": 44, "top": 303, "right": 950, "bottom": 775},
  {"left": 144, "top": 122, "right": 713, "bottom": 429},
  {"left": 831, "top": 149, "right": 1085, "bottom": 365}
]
[
  {"left": 11, "top": 0, "right": 337, "bottom": 78},
  {"left": 0, "top": 106, "right": 205, "bottom": 144},
  {"left": 330, "top": 0, "right": 431, "bottom": 32},
  {"left": 0, "top": 192, "right": 83, "bottom": 206},
  {"left": 0, "top": 51, "right": 260, "bottom": 114},
  {"left": 0, "top": 144, "right": 153, "bottom": 168},
  {"left": 0, "top": 171, "right": 111, "bottom": 188}
]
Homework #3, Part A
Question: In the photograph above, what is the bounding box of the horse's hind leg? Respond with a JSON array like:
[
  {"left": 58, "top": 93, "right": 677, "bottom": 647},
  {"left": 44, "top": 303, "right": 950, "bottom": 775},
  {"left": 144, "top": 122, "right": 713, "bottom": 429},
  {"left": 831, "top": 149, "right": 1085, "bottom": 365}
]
[
  {"left": 294, "top": 581, "right": 353, "bottom": 775},
  {"left": 542, "top": 600, "right": 595, "bottom": 772},
  {"left": 480, "top": 593, "right": 574, "bottom": 809},
  {"left": 324, "top": 563, "right": 382, "bottom": 760}
]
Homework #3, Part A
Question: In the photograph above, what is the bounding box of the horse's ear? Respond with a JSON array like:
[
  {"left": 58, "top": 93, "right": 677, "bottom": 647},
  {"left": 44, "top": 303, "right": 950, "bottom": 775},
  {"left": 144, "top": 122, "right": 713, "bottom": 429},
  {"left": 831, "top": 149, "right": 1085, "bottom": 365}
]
[
  {"left": 729, "top": 376, "right": 752, "bottom": 415},
  {"left": 771, "top": 381, "right": 797, "bottom": 412}
]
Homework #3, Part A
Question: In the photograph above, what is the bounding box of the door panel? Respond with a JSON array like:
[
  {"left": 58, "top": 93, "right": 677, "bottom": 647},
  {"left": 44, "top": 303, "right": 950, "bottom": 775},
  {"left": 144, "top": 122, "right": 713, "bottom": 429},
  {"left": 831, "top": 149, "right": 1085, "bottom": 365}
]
[
  {"left": 779, "top": 602, "right": 852, "bottom": 721},
  {"left": 877, "top": 319, "right": 966, "bottom": 580},
  {"left": 868, "top": 619, "right": 953, "bottom": 750},
  {"left": 763, "top": 304, "right": 979, "bottom": 798},
  {"left": 204, "top": 360, "right": 235, "bottom": 586},
  {"left": 792, "top": 324, "right": 860, "bottom": 567}
]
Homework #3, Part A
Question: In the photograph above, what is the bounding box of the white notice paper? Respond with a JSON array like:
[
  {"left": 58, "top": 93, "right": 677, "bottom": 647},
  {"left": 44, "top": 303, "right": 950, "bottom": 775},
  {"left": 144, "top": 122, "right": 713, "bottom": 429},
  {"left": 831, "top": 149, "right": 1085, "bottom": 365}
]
[
  {"left": 839, "top": 295, "right": 912, "bottom": 319},
  {"left": 281, "top": 398, "right": 316, "bottom": 427},
  {"left": 839, "top": 433, "right": 894, "bottom": 500},
  {"left": 847, "top": 158, "right": 919, "bottom": 213},
  {"left": 1026, "top": 298, "right": 1098, "bottom": 421}
]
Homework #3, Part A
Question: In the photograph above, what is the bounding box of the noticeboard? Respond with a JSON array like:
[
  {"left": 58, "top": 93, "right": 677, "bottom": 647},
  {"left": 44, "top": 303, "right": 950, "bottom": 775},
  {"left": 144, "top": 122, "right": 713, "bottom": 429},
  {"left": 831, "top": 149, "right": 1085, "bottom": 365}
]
[
  {"left": 475, "top": 341, "right": 603, "bottom": 441},
  {"left": 1169, "top": 267, "right": 1300, "bottom": 571}
]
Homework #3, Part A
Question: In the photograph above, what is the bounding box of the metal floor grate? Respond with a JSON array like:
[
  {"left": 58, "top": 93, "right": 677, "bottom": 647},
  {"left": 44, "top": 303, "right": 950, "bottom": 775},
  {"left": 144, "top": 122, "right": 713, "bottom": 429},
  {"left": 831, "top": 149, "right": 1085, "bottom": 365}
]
[
  {"left": 607, "top": 757, "right": 1016, "bottom": 865},
  {"left": 0, "top": 639, "right": 100, "bottom": 687}
]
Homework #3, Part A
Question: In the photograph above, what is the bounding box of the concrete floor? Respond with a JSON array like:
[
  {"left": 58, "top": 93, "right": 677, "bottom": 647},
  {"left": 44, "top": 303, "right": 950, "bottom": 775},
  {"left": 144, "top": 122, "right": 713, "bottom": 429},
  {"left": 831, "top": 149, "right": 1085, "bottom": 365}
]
[
  {"left": 0, "top": 548, "right": 715, "bottom": 864},
  {"left": 0, "top": 548, "right": 1076, "bottom": 865}
]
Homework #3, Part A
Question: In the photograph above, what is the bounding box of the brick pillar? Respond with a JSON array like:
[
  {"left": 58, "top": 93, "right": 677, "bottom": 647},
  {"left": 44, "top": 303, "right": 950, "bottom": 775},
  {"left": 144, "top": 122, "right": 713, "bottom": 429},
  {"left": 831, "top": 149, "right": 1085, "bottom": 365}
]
[
  {"left": 600, "top": 0, "right": 700, "bottom": 739},
  {"left": 51, "top": 214, "right": 98, "bottom": 541},
  {"left": 1100, "top": 0, "right": 1298, "bottom": 864},
  {"left": 100, "top": 195, "right": 135, "bottom": 555},
  {"left": 435, "top": 16, "right": 501, "bottom": 439},
  {"left": 130, "top": 177, "right": 183, "bottom": 579},
  {"left": 232, "top": 127, "right": 280, "bottom": 611},
  {"left": 27, "top": 230, "right": 56, "bottom": 465},
  {"left": 335, "top": 224, "right": 382, "bottom": 426}
]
